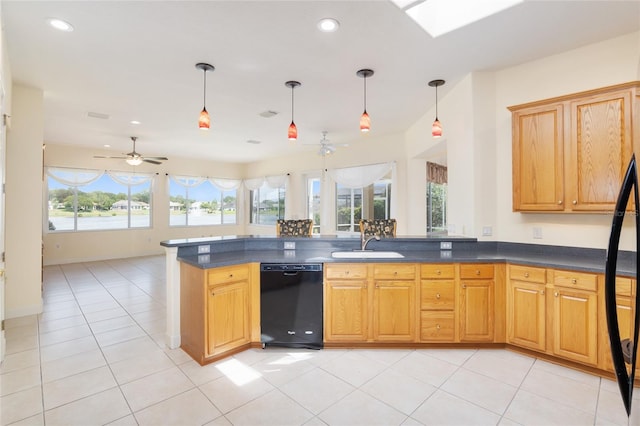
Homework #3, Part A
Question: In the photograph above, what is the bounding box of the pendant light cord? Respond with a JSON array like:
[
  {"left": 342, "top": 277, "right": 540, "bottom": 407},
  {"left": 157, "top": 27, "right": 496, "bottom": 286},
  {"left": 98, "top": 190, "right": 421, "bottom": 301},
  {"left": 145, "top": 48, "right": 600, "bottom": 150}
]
[
  {"left": 291, "top": 85, "right": 295, "bottom": 122},
  {"left": 363, "top": 75, "right": 367, "bottom": 112},
  {"left": 435, "top": 84, "right": 438, "bottom": 120},
  {"left": 203, "top": 70, "right": 207, "bottom": 109}
]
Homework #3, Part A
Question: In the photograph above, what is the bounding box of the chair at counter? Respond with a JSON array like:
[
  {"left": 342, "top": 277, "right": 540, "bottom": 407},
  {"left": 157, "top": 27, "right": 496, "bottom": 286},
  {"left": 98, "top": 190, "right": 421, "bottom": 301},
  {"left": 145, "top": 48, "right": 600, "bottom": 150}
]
[
  {"left": 276, "top": 219, "right": 313, "bottom": 236},
  {"left": 359, "top": 218, "right": 397, "bottom": 238}
]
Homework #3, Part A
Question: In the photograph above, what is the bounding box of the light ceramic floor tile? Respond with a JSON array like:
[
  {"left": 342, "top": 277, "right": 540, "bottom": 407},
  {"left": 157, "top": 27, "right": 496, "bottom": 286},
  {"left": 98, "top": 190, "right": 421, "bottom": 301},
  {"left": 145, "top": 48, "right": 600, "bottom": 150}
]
[
  {"left": 0, "top": 365, "right": 42, "bottom": 397},
  {"left": 318, "top": 389, "right": 407, "bottom": 426},
  {"left": 4, "top": 334, "right": 38, "bottom": 355},
  {"left": 37, "top": 314, "right": 87, "bottom": 334},
  {"left": 179, "top": 359, "right": 226, "bottom": 386},
  {"left": 5, "top": 323, "right": 38, "bottom": 339},
  {"left": 253, "top": 352, "right": 318, "bottom": 387},
  {"left": 120, "top": 366, "right": 194, "bottom": 412},
  {"left": 359, "top": 348, "right": 412, "bottom": 365},
  {"left": 360, "top": 368, "right": 437, "bottom": 415},
  {"left": 532, "top": 358, "right": 602, "bottom": 387},
  {"left": 390, "top": 350, "right": 459, "bottom": 387},
  {"left": 163, "top": 346, "right": 194, "bottom": 365},
  {"left": 231, "top": 347, "right": 280, "bottom": 366},
  {"left": 41, "top": 348, "right": 107, "bottom": 383},
  {"left": 105, "top": 414, "right": 140, "bottom": 426},
  {"left": 0, "top": 385, "right": 43, "bottom": 425},
  {"left": 203, "top": 416, "right": 233, "bottom": 426},
  {"left": 134, "top": 388, "right": 221, "bottom": 426},
  {"left": 38, "top": 323, "right": 93, "bottom": 347},
  {"left": 520, "top": 364, "right": 599, "bottom": 413},
  {"left": 38, "top": 306, "right": 84, "bottom": 322},
  {"left": 410, "top": 389, "right": 501, "bottom": 426},
  {"left": 595, "top": 387, "right": 640, "bottom": 426},
  {"left": 319, "top": 350, "right": 388, "bottom": 387},
  {"left": 94, "top": 323, "right": 147, "bottom": 347},
  {"left": 199, "top": 374, "right": 275, "bottom": 414},
  {"left": 503, "top": 389, "right": 594, "bottom": 425},
  {"left": 42, "top": 299, "right": 80, "bottom": 313},
  {"left": 39, "top": 335, "right": 99, "bottom": 363},
  {"left": 0, "top": 348, "right": 40, "bottom": 374},
  {"left": 88, "top": 315, "right": 137, "bottom": 335},
  {"left": 441, "top": 368, "right": 518, "bottom": 415},
  {"left": 83, "top": 306, "right": 129, "bottom": 323},
  {"left": 462, "top": 349, "right": 535, "bottom": 387},
  {"left": 110, "top": 349, "right": 175, "bottom": 384},
  {"left": 101, "top": 335, "right": 162, "bottom": 364},
  {"left": 226, "top": 389, "right": 314, "bottom": 426},
  {"left": 416, "top": 348, "right": 478, "bottom": 366},
  {"left": 44, "top": 387, "right": 131, "bottom": 426},
  {"left": 8, "top": 413, "right": 45, "bottom": 426},
  {"left": 279, "top": 367, "right": 355, "bottom": 415},
  {"left": 42, "top": 365, "right": 117, "bottom": 410}
]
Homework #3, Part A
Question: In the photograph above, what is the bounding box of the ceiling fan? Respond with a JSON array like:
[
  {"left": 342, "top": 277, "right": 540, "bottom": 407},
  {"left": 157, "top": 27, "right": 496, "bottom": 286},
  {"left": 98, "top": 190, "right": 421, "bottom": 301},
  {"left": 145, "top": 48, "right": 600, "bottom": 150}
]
[
  {"left": 305, "top": 131, "right": 348, "bottom": 157},
  {"left": 94, "top": 136, "right": 168, "bottom": 165}
]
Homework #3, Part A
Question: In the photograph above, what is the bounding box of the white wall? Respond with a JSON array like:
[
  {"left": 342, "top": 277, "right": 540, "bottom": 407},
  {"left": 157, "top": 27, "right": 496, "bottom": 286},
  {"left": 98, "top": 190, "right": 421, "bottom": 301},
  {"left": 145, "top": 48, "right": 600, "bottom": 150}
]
[{"left": 6, "top": 84, "right": 43, "bottom": 318}]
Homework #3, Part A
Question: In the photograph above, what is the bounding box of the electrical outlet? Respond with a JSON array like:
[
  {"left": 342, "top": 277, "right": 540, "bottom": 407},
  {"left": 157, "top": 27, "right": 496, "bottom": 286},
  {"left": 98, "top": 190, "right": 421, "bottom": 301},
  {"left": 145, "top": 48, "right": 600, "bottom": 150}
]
[
  {"left": 284, "top": 241, "right": 296, "bottom": 250},
  {"left": 440, "top": 250, "right": 452, "bottom": 259},
  {"left": 482, "top": 226, "right": 492, "bottom": 236},
  {"left": 533, "top": 227, "right": 543, "bottom": 239},
  {"left": 440, "top": 241, "right": 452, "bottom": 250},
  {"left": 198, "top": 254, "right": 210, "bottom": 264},
  {"left": 197, "top": 245, "right": 210, "bottom": 254}
]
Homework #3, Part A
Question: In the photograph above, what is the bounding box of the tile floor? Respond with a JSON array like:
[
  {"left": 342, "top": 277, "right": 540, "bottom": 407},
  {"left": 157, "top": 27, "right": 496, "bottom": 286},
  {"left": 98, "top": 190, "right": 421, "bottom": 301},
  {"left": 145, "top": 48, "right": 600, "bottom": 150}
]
[{"left": 1, "top": 255, "right": 639, "bottom": 426}]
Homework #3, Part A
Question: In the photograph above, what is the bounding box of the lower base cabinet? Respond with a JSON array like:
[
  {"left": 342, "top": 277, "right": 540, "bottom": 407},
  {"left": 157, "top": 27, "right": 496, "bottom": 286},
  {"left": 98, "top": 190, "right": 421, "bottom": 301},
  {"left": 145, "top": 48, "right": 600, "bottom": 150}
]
[
  {"left": 459, "top": 264, "right": 495, "bottom": 342},
  {"left": 507, "top": 265, "right": 546, "bottom": 351}
]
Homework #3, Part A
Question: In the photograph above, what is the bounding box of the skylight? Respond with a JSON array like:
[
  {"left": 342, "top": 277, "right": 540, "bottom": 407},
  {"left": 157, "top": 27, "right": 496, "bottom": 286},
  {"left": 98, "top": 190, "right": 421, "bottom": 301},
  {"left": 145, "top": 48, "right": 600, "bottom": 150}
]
[{"left": 392, "top": 0, "right": 523, "bottom": 38}]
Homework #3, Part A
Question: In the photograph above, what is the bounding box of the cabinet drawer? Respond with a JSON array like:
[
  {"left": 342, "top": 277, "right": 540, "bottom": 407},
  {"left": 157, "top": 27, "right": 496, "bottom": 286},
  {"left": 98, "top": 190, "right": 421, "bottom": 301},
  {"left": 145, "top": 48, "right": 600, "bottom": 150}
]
[
  {"left": 325, "top": 264, "right": 367, "bottom": 280},
  {"left": 509, "top": 264, "right": 546, "bottom": 283},
  {"left": 553, "top": 269, "right": 597, "bottom": 292},
  {"left": 460, "top": 264, "right": 494, "bottom": 279},
  {"left": 420, "top": 311, "right": 455, "bottom": 341},
  {"left": 421, "top": 264, "right": 455, "bottom": 279},
  {"left": 421, "top": 280, "right": 455, "bottom": 310},
  {"left": 616, "top": 276, "right": 633, "bottom": 297},
  {"left": 373, "top": 264, "right": 416, "bottom": 280},
  {"left": 208, "top": 265, "right": 250, "bottom": 285}
]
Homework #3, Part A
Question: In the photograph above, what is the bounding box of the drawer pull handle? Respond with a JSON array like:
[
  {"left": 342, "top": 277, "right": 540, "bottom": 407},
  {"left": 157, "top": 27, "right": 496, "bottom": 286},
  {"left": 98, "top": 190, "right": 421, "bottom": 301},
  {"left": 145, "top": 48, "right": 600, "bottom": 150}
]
[
  {"left": 524, "top": 272, "right": 529, "bottom": 278},
  {"left": 436, "top": 293, "right": 441, "bottom": 299},
  {"left": 571, "top": 278, "right": 577, "bottom": 284}
]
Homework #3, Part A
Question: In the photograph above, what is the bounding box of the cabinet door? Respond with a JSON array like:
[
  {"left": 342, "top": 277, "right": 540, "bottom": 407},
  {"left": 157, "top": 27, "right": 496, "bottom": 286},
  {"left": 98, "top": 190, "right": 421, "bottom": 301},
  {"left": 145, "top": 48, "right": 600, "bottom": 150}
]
[
  {"left": 459, "top": 280, "right": 494, "bottom": 342},
  {"left": 569, "top": 89, "right": 633, "bottom": 211},
  {"left": 507, "top": 280, "right": 545, "bottom": 351},
  {"left": 552, "top": 287, "right": 598, "bottom": 365},
  {"left": 373, "top": 280, "right": 415, "bottom": 341},
  {"left": 324, "top": 280, "right": 368, "bottom": 341},
  {"left": 602, "top": 296, "right": 632, "bottom": 372},
  {"left": 511, "top": 103, "right": 565, "bottom": 211},
  {"left": 207, "top": 280, "right": 250, "bottom": 356}
]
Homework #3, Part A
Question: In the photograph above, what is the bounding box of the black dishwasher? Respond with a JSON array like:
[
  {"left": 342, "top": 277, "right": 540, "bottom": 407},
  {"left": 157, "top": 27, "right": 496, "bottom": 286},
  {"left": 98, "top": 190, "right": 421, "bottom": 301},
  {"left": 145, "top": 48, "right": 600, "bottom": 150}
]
[{"left": 260, "top": 263, "right": 323, "bottom": 349}]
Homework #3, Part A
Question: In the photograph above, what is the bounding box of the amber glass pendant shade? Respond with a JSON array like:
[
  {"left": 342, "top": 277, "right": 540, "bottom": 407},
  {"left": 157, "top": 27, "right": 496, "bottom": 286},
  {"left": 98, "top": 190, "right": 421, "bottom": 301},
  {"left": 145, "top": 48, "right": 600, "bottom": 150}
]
[
  {"left": 432, "top": 118, "right": 442, "bottom": 138},
  {"left": 199, "top": 108, "right": 210, "bottom": 130},
  {"left": 360, "top": 111, "right": 371, "bottom": 132},
  {"left": 288, "top": 121, "right": 297, "bottom": 140}
]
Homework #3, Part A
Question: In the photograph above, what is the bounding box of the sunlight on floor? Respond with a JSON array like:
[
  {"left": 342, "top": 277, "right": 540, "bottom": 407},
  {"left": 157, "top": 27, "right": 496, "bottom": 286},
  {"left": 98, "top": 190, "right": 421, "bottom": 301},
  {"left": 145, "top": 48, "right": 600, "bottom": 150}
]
[{"left": 215, "top": 358, "right": 262, "bottom": 386}]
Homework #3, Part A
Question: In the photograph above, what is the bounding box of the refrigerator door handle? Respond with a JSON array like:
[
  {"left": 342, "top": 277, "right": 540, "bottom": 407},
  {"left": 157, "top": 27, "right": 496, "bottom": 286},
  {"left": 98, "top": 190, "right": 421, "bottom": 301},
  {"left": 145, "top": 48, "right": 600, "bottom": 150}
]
[{"left": 605, "top": 154, "right": 640, "bottom": 417}]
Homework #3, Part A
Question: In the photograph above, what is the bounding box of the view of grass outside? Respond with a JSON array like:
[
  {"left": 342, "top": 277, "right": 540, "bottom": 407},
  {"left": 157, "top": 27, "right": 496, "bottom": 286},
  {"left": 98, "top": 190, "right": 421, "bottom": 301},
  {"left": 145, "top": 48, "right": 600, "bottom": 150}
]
[
  {"left": 250, "top": 183, "right": 285, "bottom": 225},
  {"left": 47, "top": 174, "right": 151, "bottom": 231},
  {"left": 427, "top": 182, "right": 447, "bottom": 234},
  {"left": 336, "top": 178, "right": 391, "bottom": 232},
  {"left": 169, "top": 178, "right": 237, "bottom": 227},
  {"left": 307, "top": 177, "right": 321, "bottom": 234}
]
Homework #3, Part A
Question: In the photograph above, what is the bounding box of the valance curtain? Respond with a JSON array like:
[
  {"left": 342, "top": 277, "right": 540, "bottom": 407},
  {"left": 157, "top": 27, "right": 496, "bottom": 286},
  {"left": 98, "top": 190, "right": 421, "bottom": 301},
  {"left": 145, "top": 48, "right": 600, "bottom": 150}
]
[
  {"left": 46, "top": 167, "right": 104, "bottom": 187},
  {"left": 209, "top": 178, "right": 241, "bottom": 191},
  {"left": 427, "top": 162, "right": 447, "bottom": 185},
  {"left": 107, "top": 171, "right": 155, "bottom": 186},
  {"left": 243, "top": 174, "right": 289, "bottom": 190},
  {"left": 327, "top": 162, "right": 393, "bottom": 189},
  {"left": 169, "top": 175, "right": 242, "bottom": 191}
]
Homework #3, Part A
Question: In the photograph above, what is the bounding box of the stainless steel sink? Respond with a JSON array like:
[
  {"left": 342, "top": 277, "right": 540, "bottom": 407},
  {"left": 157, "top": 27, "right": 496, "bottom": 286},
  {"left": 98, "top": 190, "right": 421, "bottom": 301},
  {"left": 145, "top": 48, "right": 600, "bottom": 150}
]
[{"left": 331, "top": 251, "right": 405, "bottom": 259}]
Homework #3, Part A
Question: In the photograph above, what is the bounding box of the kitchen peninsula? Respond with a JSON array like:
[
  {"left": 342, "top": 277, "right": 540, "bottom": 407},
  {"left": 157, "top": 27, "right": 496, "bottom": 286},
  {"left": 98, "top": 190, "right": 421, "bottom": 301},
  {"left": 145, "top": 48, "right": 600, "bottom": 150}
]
[{"left": 161, "top": 235, "right": 635, "bottom": 376}]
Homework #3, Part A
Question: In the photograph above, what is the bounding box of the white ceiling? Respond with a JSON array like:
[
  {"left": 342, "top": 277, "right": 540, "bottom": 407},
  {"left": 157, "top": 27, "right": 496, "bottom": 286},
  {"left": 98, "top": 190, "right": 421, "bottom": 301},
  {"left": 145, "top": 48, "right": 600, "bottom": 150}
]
[{"left": 3, "top": 0, "right": 639, "bottom": 164}]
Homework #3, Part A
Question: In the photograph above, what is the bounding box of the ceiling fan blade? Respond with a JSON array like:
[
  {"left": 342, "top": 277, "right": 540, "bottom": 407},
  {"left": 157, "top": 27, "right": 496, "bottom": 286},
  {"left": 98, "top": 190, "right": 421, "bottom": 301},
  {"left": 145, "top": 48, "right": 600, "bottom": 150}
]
[
  {"left": 145, "top": 156, "right": 168, "bottom": 160},
  {"left": 94, "top": 155, "right": 128, "bottom": 159},
  {"left": 143, "top": 159, "right": 162, "bottom": 165}
]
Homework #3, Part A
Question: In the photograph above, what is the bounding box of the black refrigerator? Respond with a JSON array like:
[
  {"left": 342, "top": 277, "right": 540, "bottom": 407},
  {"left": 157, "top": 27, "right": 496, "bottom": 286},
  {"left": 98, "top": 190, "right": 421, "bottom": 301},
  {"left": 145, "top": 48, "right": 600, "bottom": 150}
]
[{"left": 605, "top": 155, "right": 640, "bottom": 424}]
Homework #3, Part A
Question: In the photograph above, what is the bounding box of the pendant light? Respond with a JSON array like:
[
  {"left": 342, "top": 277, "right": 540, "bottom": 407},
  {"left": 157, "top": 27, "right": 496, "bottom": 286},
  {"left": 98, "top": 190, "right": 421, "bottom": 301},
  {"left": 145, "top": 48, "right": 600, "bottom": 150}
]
[
  {"left": 285, "top": 81, "right": 301, "bottom": 141},
  {"left": 196, "top": 63, "right": 215, "bottom": 130},
  {"left": 428, "top": 79, "right": 445, "bottom": 138},
  {"left": 357, "top": 69, "right": 374, "bottom": 132}
]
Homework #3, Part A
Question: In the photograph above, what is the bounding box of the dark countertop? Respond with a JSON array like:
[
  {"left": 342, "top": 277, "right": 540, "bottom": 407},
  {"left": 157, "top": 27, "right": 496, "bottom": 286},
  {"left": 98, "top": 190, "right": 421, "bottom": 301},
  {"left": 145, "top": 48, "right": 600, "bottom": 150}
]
[{"left": 165, "top": 236, "right": 637, "bottom": 277}]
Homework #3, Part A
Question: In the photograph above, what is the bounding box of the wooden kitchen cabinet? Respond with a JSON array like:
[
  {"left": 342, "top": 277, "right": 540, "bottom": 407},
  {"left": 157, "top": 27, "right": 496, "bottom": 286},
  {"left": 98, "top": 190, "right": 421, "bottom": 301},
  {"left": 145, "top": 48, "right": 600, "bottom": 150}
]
[
  {"left": 598, "top": 276, "right": 634, "bottom": 372},
  {"left": 510, "top": 81, "right": 639, "bottom": 212},
  {"left": 324, "top": 264, "right": 369, "bottom": 342},
  {"left": 551, "top": 269, "right": 598, "bottom": 366},
  {"left": 180, "top": 262, "right": 255, "bottom": 365},
  {"left": 420, "top": 264, "right": 456, "bottom": 341},
  {"left": 507, "top": 265, "right": 547, "bottom": 351},
  {"left": 324, "top": 263, "right": 417, "bottom": 343},
  {"left": 459, "top": 264, "right": 495, "bottom": 342}
]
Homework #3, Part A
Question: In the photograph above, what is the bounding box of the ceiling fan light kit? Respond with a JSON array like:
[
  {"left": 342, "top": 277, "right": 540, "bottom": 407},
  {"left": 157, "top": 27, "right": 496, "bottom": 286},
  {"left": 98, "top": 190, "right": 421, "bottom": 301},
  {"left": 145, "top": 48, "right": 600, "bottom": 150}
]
[
  {"left": 94, "top": 136, "right": 168, "bottom": 166},
  {"left": 285, "top": 80, "right": 301, "bottom": 141},
  {"left": 428, "top": 79, "right": 445, "bottom": 138},
  {"left": 357, "top": 68, "right": 374, "bottom": 132},
  {"left": 196, "top": 62, "right": 215, "bottom": 130}
]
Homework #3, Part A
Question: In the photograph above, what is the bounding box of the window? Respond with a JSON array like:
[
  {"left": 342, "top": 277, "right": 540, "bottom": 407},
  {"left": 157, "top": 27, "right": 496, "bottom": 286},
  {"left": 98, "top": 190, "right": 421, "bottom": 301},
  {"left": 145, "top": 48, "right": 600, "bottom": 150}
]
[
  {"left": 306, "top": 176, "right": 321, "bottom": 234},
  {"left": 426, "top": 161, "right": 447, "bottom": 234},
  {"left": 336, "top": 175, "right": 392, "bottom": 233},
  {"left": 47, "top": 168, "right": 153, "bottom": 232},
  {"left": 250, "top": 182, "right": 285, "bottom": 225},
  {"left": 169, "top": 176, "right": 238, "bottom": 227}
]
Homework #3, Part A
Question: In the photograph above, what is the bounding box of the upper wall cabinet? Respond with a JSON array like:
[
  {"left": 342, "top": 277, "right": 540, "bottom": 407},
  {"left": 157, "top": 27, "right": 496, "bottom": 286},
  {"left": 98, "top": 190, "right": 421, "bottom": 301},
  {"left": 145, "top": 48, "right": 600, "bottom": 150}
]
[{"left": 509, "top": 82, "right": 639, "bottom": 212}]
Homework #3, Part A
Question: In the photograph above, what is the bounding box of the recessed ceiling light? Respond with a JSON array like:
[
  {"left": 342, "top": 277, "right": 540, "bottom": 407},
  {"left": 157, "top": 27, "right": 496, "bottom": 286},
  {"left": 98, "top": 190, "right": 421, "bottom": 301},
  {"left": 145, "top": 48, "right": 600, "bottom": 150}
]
[
  {"left": 103, "top": 144, "right": 111, "bottom": 148},
  {"left": 130, "top": 120, "right": 141, "bottom": 125},
  {"left": 317, "top": 18, "right": 339, "bottom": 32},
  {"left": 246, "top": 140, "right": 262, "bottom": 145},
  {"left": 47, "top": 18, "right": 74, "bottom": 32}
]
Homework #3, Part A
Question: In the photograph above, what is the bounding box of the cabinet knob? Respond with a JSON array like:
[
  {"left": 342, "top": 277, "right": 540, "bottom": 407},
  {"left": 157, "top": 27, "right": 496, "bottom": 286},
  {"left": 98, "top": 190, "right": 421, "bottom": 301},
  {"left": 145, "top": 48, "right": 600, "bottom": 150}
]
[
  {"left": 436, "top": 324, "right": 441, "bottom": 330},
  {"left": 572, "top": 200, "right": 577, "bottom": 205},
  {"left": 394, "top": 271, "right": 398, "bottom": 276},
  {"left": 541, "top": 290, "right": 545, "bottom": 295},
  {"left": 375, "top": 284, "right": 379, "bottom": 288},
  {"left": 436, "top": 270, "right": 441, "bottom": 275},
  {"left": 571, "top": 278, "right": 577, "bottom": 284},
  {"left": 475, "top": 270, "right": 480, "bottom": 275},
  {"left": 345, "top": 271, "right": 350, "bottom": 275},
  {"left": 229, "top": 274, "right": 233, "bottom": 278},
  {"left": 524, "top": 272, "right": 529, "bottom": 278},
  {"left": 558, "top": 200, "right": 563, "bottom": 205},
  {"left": 462, "top": 284, "right": 467, "bottom": 289},
  {"left": 554, "top": 291, "right": 558, "bottom": 297},
  {"left": 436, "top": 293, "right": 441, "bottom": 299},
  {"left": 211, "top": 291, "right": 215, "bottom": 296}
]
